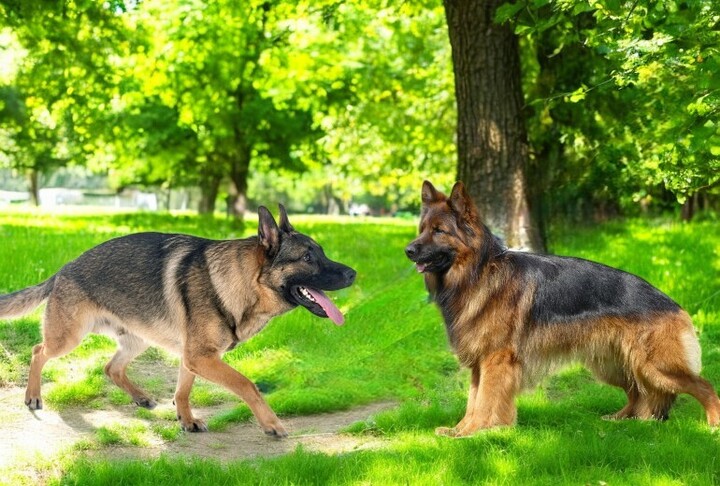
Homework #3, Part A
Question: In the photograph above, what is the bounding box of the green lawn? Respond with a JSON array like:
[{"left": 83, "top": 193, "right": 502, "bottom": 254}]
[{"left": 1, "top": 209, "right": 719, "bottom": 485}]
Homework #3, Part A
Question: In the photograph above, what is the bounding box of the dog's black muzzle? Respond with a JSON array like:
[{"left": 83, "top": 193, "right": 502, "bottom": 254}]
[
  {"left": 309, "top": 261, "right": 356, "bottom": 291},
  {"left": 405, "top": 243, "right": 421, "bottom": 261}
]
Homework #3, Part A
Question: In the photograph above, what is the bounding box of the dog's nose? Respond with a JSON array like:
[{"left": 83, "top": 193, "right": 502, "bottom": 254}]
[
  {"left": 405, "top": 244, "right": 418, "bottom": 259},
  {"left": 343, "top": 267, "right": 356, "bottom": 284}
]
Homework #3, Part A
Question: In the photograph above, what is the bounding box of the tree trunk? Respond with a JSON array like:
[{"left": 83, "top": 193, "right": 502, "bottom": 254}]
[
  {"left": 681, "top": 193, "right": 696, "bottom": 222},
  {"left": 28, "top": 169, "right": 40, "bottom": 206},
  {"left": 443, "top": 0, "right": 544, "bottom": 251},
  {"left": 198, "top": 173, "right": 221, "bottom": 216},
  {"left": 227, "top": 146, "right": 251, "bottom": 223}
]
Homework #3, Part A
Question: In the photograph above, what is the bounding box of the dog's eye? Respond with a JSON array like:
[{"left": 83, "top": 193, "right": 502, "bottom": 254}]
[
  {"left": 433, "top": 227, "right": 446, "bottom": 235},
  {"left": 303, "top": 252, "right": 313, "bottom": 263}
]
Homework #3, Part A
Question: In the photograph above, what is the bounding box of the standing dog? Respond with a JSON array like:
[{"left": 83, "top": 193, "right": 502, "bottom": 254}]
[
  {"left": 405, "top": 181, "right": 719, "bottom": 436},
  {"left": 0, "top": 205, "right": 355, "bottom": 437}
]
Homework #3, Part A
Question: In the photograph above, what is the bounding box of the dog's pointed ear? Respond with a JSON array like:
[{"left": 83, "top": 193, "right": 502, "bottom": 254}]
[
  {"left": 278, "top": 204, "right": 295, "bottom": 234},
  {"left": 257, "top": 206, "right": 280, "bottom": 259},
  {"left": 448, "top": 181, "right": 478, "bottom": 220},
  {"left": 421, "top": 180, "right": 444, "bottom": 206}
]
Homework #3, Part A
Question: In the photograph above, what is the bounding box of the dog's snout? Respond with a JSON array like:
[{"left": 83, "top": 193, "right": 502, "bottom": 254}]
[
  {"left": 405, "top": 244, "right": 418, "bottom": 260},
  {"left": 343, "top": 267, "right": 356, "bottom": 284}
]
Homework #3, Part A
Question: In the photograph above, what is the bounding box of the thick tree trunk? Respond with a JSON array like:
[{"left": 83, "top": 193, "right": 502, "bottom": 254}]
[{"left": 443, "top": 0, "right": 544, "bottom": 251}]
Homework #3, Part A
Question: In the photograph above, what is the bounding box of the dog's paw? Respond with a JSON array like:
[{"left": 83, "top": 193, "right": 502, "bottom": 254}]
[
  {"left": 134, "top": 397, "right": 158, "bottom": 410},
  {"left": 25, "top": 397, "right": 43, "bottom": 410},
  {"left": 263, "top": 420, "right": 288, "bottom": 439},
  {"left": 180, "top": 418, "right": 209, "bottom": 433}
]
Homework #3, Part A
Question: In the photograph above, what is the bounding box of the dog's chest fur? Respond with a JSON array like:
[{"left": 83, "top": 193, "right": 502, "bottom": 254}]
[{"left": 429, "top": 262, "right": 530, "bottom": 367}]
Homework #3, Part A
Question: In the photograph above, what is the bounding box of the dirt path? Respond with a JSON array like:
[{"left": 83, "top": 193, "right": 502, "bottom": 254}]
[{"left": 0, "top": 386, "right": 394, "bottom": 468}]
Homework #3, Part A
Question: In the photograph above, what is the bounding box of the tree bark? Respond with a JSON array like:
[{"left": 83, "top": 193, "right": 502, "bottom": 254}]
[
  {"left": 28, "top": 169, "right": 40, "bottom": 206},
  {"left": 227, "top": 144, "right": 251, "bottom": 223},
  {"left": 681, "top": 193, "right": 696, "bottom": 222},
  {"left": 443, "top": 0, "right": 544, "bottom": 251},
  {"left": 198, "top": 172, "right": 221, "bottom": 216}
]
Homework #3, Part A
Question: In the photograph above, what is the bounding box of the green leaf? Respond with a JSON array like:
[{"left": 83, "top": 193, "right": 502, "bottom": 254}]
[
  {"left": 567, "top": 85, "right": 587, "bottom": 103},
  {"left": 494, "top": 2, "right": 526, "bottom": 24}
]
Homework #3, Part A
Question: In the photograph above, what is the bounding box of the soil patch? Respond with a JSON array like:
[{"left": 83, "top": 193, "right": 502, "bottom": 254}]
[{"left": 0, "top": 385, "right": 394, "bottom": 467}]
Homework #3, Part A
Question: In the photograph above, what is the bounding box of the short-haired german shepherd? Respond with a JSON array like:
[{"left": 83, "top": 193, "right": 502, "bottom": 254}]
[
  {"left": 405, "top": 181, "right": 719, "bottom": 437},
  {"left": 0, "top": 205, "right": 355, "bottom": 437}
]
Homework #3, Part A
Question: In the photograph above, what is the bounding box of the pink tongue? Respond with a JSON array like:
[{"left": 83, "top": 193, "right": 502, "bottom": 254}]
[{"left": 306, "top": 288, "right": 345, "bottom": 325}]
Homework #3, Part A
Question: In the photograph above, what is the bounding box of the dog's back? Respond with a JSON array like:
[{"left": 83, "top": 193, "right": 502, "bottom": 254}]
[
  {"left": 497, "top": 251, "right": 701, "bottom": 390},
  {"left": 59, "top": 232, "right": 181, "bottom": 322},
  {"left": 510, "top": 252, "right": 681, "bottom": 325},
  {"left": 56, "top": 232, "right": 243, "bottom": 324}
]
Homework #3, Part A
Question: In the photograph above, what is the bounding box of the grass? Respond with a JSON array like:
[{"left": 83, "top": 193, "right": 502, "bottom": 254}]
[{"left": 1, "top": 208, "right": 719, "bottom": 485}]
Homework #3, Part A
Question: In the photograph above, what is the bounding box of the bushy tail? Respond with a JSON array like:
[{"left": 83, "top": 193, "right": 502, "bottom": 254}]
[{"left": 0, "top": 276, "right": 55, "bottom": 319}]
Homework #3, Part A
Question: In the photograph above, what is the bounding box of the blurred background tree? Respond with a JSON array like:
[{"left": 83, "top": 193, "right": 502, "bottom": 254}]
[{"left": 0, "top": 0, "right": 718, "bottom": 238}]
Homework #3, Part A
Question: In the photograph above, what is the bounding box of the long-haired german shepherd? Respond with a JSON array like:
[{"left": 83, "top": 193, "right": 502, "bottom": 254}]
[
  {"left": 405, "top": 181, "right": 719, "bottom": 436},
  {"left": 0, "top": 205, "right": 355, "bottom": 437}
]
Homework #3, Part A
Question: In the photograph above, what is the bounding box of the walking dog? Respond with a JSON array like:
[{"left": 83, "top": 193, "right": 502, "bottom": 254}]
[
  {"left": 405, "top": 180, "right": 720, "bottom": 436},
  {"left": 0, "top": 205, "right": 355, "bottom": 437}
]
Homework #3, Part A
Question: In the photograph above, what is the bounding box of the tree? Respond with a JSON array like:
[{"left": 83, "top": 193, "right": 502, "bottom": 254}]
[
  {"left": 443, "top": 0, "right": 544, "bottom": 250},
  {"left": 121, "top": 0, "right": 320, "bottom": 221},
  {"left": 0, "top": 1, "right": 130, "bottom": 204}
]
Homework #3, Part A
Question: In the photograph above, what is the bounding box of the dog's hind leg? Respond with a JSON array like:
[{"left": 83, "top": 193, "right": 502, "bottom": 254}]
[
  {"left": 173, "top": 360, "right": 208, "bottom": 432},
  {"left": 25, "top": 294, "right": 89, "bottom": 410},
  {"left": 631, "top": 386, "right": 676, "bottom": 421},
  {"left": 638, "top": 366, "right": 719, "bottom": 426},
  {"left": 603, "top": 384, "right": 641, "bottom": 420},
  {"left": 104, "top": 332, "right": 156, "bottom": 409},
  {"left": 587, "top": 358, "right": 641, "bottom": 420},
  {"left": 636, "top": 319, "right": 720, "bottom": 426}
]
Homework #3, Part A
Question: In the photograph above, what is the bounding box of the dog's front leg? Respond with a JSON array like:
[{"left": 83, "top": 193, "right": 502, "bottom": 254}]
[
  {"left": 436, "top": 364, "right": 480, "bottom": 437},
  {"left": 183, "top": 353, "right": 288, "bottom": 438},
  {"left": 174, "top": 360, "right": 208, "bottom": 432},
  {"left": 454, "top": 349, "right": 521, "bottom": 437}
]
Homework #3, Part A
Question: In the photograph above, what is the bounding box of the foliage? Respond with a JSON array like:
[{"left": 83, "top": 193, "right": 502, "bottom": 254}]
[
  {"left": 498, "top": 0, "right": 720, "bottom": 219},
  {"left": 307, "top": 2, "right": 456, "bottom": 211},
  {"left": 0, "top": 1, "right": 455, "bottom": 216},
  {"left": 112, "top": 1, "right": 323, "bottom": 216},
  {"left": 1, "top": 0, "right": 719, "bottom": 220},
  {"left": 0, "top": 2, "right": 130, "bottom": 203}
]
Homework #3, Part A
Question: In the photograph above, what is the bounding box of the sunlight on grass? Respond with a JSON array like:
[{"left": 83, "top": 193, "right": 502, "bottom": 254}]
[
  {"left": 44, "top": 365, "right": 108, "bottom": 409},
  {"left": 208, "top": 406, "right": 252, "bottom": 431},
  {"left": 226, "top": 347, "right": 298, "bottom": 391},
  {"left": 189, "top": 382, "right": 234, "bottom": 407},
  {"left": 95, "top": 422, "right": 152, "bottom": 447},
  {"left": 150, "top": 422, "right": 183, "bottom": 442}
]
